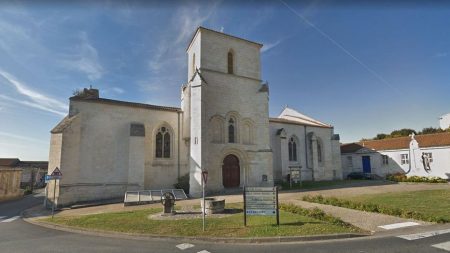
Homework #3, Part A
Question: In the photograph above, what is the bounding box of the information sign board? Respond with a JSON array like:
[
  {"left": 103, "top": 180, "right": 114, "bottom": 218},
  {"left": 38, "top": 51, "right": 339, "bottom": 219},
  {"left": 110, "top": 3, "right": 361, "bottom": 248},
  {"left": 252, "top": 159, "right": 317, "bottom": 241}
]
[{"left": 243, "top": 186, "right": 279, "bottom": 225}]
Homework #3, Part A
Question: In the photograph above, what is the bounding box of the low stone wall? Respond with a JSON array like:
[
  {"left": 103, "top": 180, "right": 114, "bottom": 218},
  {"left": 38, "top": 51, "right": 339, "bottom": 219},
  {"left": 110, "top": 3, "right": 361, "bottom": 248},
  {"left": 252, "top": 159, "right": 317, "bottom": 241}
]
[{"left": 0, "top": 169, "right": 23, "bottom": 202}]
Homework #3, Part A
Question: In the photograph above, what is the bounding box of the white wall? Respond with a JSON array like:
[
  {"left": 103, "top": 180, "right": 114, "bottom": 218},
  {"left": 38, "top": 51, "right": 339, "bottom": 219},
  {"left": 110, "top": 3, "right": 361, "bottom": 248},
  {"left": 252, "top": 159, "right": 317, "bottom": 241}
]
[
  {"left": 52, "top": 100, "right": 189, "bottom": 206},
  {"left": 341, "top": 146, "right": 450, "bottom": 179}
]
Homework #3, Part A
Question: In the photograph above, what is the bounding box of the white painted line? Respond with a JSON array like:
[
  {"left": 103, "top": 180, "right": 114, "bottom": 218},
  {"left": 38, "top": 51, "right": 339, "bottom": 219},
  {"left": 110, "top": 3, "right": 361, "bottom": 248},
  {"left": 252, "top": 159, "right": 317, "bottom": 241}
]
[
  {"left": 1, "top": 216, "right": 20, "bottom": 223},
  {"left": 176, "top": 243, "right": 195, "bottom": 250},
  {"left": 197, "top": 251, "right": 211, "bottom": 253},
  {"left": 432, "top": 241, "right": 450, "bottom": 252},
  {"left": 397, "top": 229, "right": 450, "bottom": 241},
  {"left": 378, "top": 222, "right": 420, "bottom": 230}
]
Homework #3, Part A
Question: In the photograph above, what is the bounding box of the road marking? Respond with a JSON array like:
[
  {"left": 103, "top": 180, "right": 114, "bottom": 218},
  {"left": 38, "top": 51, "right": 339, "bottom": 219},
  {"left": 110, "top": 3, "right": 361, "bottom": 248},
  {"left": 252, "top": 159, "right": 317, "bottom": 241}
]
[
  {"left": 378, "top": 222, "right": 419, "bottom": 230},
  {"left": 397, "top": 229, "right": 450, "bottom": 241},
  {"left": 432, "top": 241, "right": 450, "bottom": 252},
  {"left": 176, "top": 243, "right": 195, "bottom": 250},
  {"left": 197, "top": 251, "right": 210, "bottom": 253},
  {"left": 1, "top": 216, "right": 20, "bottom": 223}
]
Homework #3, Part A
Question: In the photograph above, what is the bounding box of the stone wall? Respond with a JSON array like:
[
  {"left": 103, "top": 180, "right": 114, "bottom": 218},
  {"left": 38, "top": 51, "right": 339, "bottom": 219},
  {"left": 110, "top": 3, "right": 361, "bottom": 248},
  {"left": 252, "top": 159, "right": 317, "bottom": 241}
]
[{"left": 0, "top": 169, "right": 23, "bottom": 201}]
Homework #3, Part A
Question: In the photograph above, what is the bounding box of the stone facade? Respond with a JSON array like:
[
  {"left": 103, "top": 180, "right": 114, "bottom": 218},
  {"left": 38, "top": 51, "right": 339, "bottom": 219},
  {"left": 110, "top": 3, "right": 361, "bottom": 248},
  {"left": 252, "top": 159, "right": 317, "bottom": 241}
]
[{"left": 47, "top": 27, "right": 342, "bottom": 207}]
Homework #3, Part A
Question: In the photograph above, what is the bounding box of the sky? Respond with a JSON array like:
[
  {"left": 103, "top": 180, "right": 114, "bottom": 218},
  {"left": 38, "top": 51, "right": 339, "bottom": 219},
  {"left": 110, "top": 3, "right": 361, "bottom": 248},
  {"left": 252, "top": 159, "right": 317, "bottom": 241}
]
[{"left": 1, "top": 0, "right": 450, "bottom": 160}]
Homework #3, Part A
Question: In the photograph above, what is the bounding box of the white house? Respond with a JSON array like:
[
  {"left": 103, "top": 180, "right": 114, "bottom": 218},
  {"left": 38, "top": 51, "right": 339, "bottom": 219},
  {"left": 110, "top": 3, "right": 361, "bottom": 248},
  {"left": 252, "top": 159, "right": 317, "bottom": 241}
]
[
  {"left": 341, "top": 132, "right": 450, "bottom": 179},
  {"left": 47, "top": 27, "right": 342, "bottom": 207}
]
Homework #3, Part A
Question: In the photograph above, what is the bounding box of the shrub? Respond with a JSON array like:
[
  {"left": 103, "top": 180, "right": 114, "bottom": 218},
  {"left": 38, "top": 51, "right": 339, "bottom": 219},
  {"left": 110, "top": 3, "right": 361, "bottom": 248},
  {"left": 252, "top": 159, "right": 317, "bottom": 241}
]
[
  {"left": 173, "top": 173, "right": 190, "bottom": 194},
  {"left": 24, "top": 186, "right": 33, "bottom": 195},
  {"left": 386, "top": 173, "right": 447, "bottom": 183},
  {"left": 279, "top": 203, "right": 355, "bottom": 228},
  {"left": 301, "top": 194, "right": 449, "bottom": 223}
]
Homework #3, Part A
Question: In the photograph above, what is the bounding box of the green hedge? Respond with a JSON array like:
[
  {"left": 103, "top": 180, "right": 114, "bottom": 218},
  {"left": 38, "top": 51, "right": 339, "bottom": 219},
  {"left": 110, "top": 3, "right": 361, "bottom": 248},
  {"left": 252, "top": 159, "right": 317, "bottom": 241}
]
[
  {"left": 302, "top": 195, "right": 449, "bottom": 223},
  {"left": 386, "top": 173, "right": 448, "bottom": 183},
  {"left": 279, "top": 203, "right": 356, "bottom": 229}
]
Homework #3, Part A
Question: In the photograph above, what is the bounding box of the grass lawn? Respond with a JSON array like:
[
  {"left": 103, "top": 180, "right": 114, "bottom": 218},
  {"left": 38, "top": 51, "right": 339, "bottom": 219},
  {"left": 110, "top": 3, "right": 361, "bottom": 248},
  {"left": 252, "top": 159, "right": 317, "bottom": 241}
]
[
  {"left": 43, "top": 204, "right": 361, "bottom": 237},
  {"left": 303, "top": 189, "right": 450, "bottom": 223},
  {"left": 280, "top": 179, "right": 367, "bottom": 190},
  {"left": 346, "top": 189, "right": 450, "bottom": 222}
]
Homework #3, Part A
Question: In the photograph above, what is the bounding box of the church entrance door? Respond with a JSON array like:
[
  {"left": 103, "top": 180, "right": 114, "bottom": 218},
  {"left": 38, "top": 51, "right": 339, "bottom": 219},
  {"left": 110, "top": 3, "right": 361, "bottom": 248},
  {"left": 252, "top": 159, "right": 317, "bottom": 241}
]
[{"left": 222, "top": 154, "right": 240, "bottom": 188}]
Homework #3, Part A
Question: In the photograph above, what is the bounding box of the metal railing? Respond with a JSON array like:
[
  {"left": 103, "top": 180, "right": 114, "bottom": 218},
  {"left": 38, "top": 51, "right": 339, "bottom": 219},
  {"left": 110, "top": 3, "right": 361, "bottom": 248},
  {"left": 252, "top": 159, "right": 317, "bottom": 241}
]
[{"left": 124, "top": 189, "right": 188, "bottom": 206}]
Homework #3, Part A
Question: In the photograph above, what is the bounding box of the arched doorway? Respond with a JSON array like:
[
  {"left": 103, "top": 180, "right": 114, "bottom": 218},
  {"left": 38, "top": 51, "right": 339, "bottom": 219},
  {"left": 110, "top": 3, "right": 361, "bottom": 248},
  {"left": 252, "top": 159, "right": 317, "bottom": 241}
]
[{"left": 222, "top": 154, "right": 240, "bottom": 188}]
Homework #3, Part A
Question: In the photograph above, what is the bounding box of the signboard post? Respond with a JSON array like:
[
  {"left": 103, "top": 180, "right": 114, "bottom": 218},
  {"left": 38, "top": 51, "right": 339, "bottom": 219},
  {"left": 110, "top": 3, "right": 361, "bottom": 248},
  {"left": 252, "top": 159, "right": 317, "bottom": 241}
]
[
  {"left": 244, "top": 187, "right": 279, "bottom": 226},
  {"left": 201, "top": 170, "right": 208, "bottom": 231},
  {"left": 48, "top": 167, "right": 62, "bottom": 218},
  {"left": 289, "top": 167, "right": 301, "bottom": 188}
]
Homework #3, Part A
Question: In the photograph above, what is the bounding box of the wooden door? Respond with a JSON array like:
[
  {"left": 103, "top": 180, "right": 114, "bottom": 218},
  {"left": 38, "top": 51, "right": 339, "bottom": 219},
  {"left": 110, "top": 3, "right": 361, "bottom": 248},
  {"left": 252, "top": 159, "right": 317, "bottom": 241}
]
[{"left": 222, "top": 154, "right": 240, "bottom": 188}]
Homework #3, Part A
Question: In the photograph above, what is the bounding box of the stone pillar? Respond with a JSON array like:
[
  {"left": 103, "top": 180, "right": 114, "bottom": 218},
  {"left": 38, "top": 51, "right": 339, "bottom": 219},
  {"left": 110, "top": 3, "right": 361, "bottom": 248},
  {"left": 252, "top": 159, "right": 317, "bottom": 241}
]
[
  {"left": 311, "top": 134, "right": 319, "bottom": 181},
  {"left": 279, "top": 132, "right": 288, "bottom": 181},
  {"left": 128, "top": 123, "right": 145, "bottom": 191}
]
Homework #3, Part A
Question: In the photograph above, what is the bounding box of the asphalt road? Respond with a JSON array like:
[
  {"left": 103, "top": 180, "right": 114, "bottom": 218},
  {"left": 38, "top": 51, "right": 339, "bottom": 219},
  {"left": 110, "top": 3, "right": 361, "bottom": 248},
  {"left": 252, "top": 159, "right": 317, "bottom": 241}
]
[{"left": 1, "top": 193, "right": 449, "bottom": 253}]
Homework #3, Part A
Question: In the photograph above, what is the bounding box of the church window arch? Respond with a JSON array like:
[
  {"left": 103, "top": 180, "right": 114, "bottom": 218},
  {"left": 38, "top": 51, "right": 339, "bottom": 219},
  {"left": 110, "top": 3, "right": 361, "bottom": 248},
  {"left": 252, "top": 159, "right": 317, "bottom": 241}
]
[
  {"left": 241, "top": 119, "right": 254, "bottom": 145},
  {"left": 210, "top": 116, "right": 224, "bottom": 143},
  {"left": 228, "top": 118, "right": 236, "bottom": 143},
  {"left": 155, "top": 126, "right": 171, "bottom": 158},
  {"left": 288, "top": 136, "right": 298, "bottom": 161},
  {"left": 227, "top": 50, "right": 234, "bottom": 74},
  {"left": 317, "top": 138, "right": 323, "bottom": 164}
]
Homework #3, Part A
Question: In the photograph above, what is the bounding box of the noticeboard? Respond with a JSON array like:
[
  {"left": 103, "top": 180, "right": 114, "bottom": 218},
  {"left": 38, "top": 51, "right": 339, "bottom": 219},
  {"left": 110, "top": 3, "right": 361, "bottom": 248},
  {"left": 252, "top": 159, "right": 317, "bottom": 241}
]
[{"left": 244, "top": 187, "right": 279, "bottom": 226}]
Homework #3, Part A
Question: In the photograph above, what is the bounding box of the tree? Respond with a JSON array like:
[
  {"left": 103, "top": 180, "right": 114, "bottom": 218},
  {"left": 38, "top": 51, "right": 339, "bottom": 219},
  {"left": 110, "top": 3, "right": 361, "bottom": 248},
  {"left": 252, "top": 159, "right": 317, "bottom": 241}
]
[
  {"left": 374, "top": 133, "right": 389, "bottom": 140},
  {"left": 419, "top": 127, "right": 444, "bottom": 135},
  {"left": 390, "top": 128, "right": 416, "bottom": 138}
]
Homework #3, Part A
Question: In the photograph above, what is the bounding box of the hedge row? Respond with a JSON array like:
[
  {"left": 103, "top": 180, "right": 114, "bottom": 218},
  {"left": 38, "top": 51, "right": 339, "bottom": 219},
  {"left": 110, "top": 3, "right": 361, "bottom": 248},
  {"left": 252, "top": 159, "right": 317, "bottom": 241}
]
[
  {"left": 279, "top": 203, "right": 357, "bottom": 229},
  {"left": 302, "top": 195, "right": 449, "bottom": 223},
  {"left": 386, "top": 173, "right": 448, "bottom": 183}
]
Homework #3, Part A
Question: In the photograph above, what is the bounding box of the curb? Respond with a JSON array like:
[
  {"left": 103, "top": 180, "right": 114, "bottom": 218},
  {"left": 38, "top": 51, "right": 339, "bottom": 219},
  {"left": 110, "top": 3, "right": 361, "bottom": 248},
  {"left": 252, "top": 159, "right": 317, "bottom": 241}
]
[{"left": 22, "top": 215, "right": 369, "bottom": 244}]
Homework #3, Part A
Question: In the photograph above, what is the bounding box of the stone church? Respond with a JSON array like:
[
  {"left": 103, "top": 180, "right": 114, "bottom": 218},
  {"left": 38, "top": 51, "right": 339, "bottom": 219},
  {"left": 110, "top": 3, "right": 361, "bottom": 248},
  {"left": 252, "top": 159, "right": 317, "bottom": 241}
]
[{"left": 47, "top": 27, "right": 342, "bottom": 207}]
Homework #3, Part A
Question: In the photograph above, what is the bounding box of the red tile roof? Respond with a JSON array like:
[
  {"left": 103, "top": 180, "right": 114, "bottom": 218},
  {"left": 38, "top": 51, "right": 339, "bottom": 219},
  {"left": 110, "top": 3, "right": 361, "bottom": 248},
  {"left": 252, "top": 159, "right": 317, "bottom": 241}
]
[
  {"left": 0, "top": 158, "right": 20, "bottom": 166},
  {"left": 342, "top": 132, "right": 450, "bottom": 152}
]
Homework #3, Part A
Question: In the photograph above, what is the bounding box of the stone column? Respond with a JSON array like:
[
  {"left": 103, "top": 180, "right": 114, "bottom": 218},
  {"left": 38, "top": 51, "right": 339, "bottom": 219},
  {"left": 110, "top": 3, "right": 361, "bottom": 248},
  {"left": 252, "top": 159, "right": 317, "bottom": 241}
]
[
  {"left": 311, "top": 133, "right": 319, "bottom": 181},
  {"left": 128, "top": 123, "right": 145, "bottom": 191}
]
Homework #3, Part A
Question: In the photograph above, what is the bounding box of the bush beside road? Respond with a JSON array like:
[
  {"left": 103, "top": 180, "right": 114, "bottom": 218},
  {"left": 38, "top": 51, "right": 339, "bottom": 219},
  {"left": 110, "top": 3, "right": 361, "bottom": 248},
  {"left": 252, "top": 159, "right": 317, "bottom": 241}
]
[{"left": 302, "top": 189, "right": 450, "bottom": 223}]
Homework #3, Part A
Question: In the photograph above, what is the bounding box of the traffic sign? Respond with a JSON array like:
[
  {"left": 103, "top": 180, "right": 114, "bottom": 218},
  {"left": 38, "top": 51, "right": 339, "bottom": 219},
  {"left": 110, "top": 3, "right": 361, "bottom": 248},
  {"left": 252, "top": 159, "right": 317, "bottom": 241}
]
[
  {"left": 51, "top": 167, "right": 62, "bottom": 177},
  {"left": 201, "top": 170, "right": 208, "bottom": 185}
]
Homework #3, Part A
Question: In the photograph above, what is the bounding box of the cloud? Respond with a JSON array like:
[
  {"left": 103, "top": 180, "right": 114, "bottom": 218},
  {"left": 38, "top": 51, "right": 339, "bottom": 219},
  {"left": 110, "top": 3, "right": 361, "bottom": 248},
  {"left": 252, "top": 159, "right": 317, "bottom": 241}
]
[
  {"left": 220, "top": 26, "right": 224, "bottom": 32},
  {"left": 111, "top": 87, "right": 124, "bottom": 94},
  {"left": 147, "top": 1, "right": 220, "bottom": 74},
  {"left": 0, "top": 131, "right": 48, "bottom": 144},
  {"left": 0, "top": 71, "right": 67, "bottom": 116},
  {"left": 261, "top": 39, "right": 283, "bottom": 53},
  {"left": 62, "top": 31, "right": 104, "bottom": 81},
  {"left": 435, "top": 52, "right": 448, "bottom": 58}
]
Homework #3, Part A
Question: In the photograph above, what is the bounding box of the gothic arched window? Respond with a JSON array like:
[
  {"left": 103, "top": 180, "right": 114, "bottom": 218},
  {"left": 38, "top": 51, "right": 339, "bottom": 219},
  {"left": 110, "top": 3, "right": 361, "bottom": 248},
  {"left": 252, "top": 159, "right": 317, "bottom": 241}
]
[
  {"left": 317, "top": 141, "right": 323, "bottom": 163},
  {"left": 155, "top": 126, "right": 171, "bottom": 158},
  {"left": 228, "top": 118, "right": 235, "bottom": 143},
  {"left": 227, "top": 51, "right": 234, "bottom": 74},
  {"left": 289, "top": 137, "right": 297, "bottom": 161}
]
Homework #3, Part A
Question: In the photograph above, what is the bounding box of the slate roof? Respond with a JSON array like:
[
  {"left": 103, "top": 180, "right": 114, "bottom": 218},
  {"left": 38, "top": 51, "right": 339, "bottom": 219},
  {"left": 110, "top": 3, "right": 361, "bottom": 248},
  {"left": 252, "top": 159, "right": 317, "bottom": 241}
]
[
  {"left": 70, "top": 97, "right": 181, "bottom": 112},
  {"left": 341, "top": 132, "right": 450, "bottom": 153},
  {"left": 269, "top": 107, "right": 333, "bottom": 129},
  {"left": 0, "top": 159, "right": 47, "bottom": 169}
]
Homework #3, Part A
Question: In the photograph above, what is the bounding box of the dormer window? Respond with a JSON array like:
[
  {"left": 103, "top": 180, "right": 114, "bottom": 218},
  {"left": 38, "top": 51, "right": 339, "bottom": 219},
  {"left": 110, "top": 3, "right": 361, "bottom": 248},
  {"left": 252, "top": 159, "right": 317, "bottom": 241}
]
[{"left": 227, "top": 51, "right": 234, "bottom": 74}]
